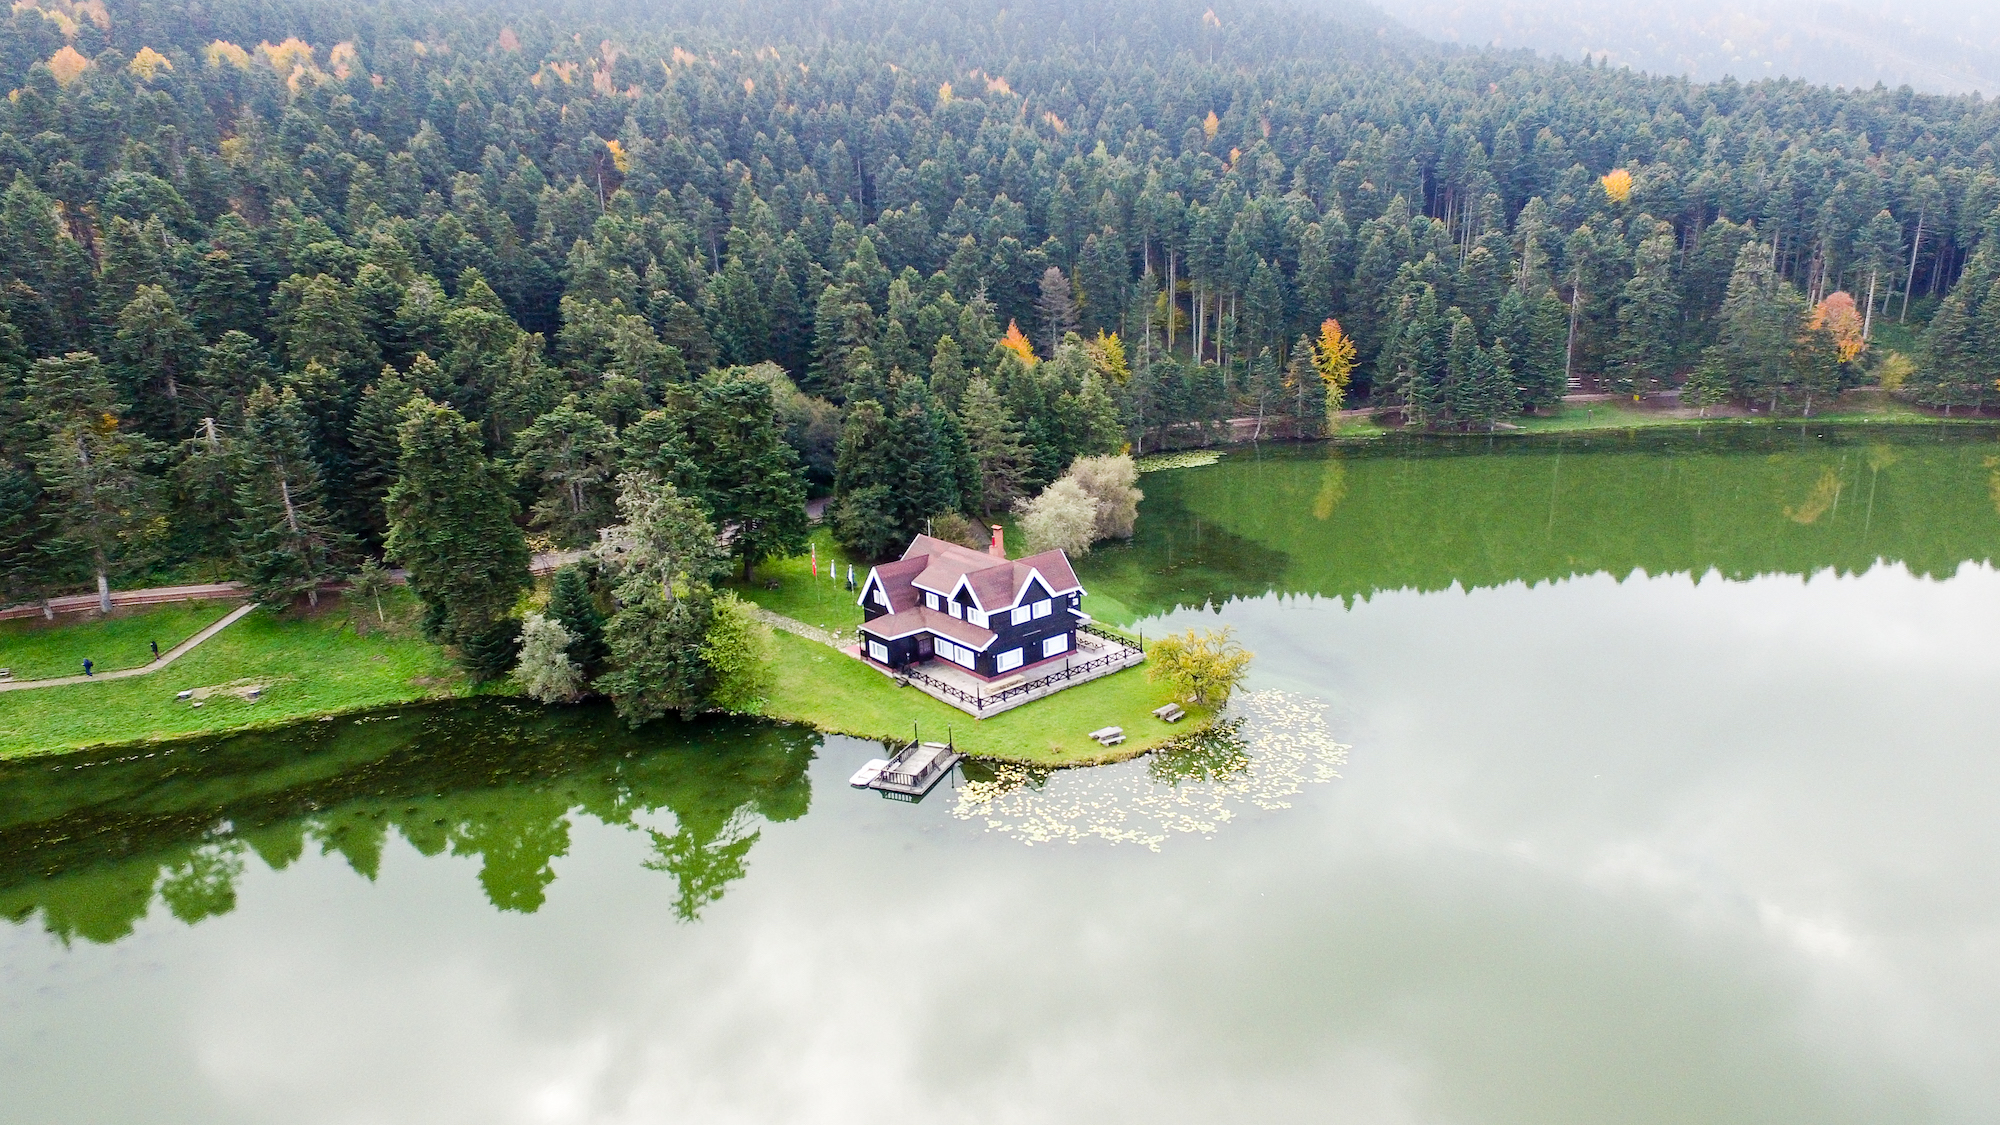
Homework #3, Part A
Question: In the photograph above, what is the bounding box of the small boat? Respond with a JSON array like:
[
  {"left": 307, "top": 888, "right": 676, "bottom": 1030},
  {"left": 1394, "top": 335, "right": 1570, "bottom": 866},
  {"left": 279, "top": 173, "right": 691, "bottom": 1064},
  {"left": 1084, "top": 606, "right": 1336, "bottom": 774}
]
[{"left": 849, "top": 759, "right": 889, "bottom": 787}]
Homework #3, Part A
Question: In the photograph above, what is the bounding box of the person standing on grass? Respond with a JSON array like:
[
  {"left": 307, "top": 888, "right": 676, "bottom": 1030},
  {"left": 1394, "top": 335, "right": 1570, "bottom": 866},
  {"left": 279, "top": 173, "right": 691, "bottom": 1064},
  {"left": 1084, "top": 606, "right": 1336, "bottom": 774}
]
[
  {"left": 82, "top": 658, "right": 92, "bottom": 677},
  {"left": 150, "top": 639, "right": 160, "bottom": 661}
]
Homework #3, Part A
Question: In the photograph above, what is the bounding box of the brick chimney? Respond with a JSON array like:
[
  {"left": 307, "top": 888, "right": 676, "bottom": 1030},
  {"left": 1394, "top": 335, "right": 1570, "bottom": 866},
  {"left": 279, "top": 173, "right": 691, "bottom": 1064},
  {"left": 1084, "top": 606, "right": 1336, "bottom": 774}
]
[{"left": 989, "top": 524, "right": 1005, "bottom": 559}]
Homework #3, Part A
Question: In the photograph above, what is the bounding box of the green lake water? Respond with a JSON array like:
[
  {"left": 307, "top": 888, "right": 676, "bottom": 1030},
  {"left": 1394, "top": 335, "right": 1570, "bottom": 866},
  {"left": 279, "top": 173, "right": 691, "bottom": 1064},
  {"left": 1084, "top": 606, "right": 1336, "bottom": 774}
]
[{"left": 6, "top": 423, "right": 2000, "bottom": 1123}]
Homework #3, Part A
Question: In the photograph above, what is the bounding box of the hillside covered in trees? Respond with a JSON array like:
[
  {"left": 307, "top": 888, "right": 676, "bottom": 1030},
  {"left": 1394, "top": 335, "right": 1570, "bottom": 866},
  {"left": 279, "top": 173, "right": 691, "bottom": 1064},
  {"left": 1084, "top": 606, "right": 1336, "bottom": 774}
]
[{"left": 3, "top": 0, "right": 1999, "bottom": 636}]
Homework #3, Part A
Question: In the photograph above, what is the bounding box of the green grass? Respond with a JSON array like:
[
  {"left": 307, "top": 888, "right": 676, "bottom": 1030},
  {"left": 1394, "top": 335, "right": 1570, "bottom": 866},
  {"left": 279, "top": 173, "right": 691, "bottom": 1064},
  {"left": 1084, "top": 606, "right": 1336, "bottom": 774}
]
[
  {"left": 0, "top": 588, "right": 468, "bottom": 759},
  {"left": 725, "top": 527, "right": 868, "bottom": 635},
  {"left": 757, "top": 629, "right": 1209, "bottom": 767},
  {"left": 0, "top": 602, "right": 238, "bottom": 680}
]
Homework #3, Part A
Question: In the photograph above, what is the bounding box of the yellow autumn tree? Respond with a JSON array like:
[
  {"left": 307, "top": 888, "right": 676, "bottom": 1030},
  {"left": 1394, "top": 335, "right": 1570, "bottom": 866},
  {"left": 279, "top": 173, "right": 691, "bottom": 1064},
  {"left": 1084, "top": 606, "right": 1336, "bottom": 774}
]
[
  {"left": 603, "top": 138, "right": 631, "bottom": 173},
  {"left": 1312, "top": 318, "right": 1357, "bottom": 430},
  {"left": 205, "top": 40, "right": 252, "bottom": 69},
  {"left": 1086, "top": 330, "right": 1129, "bottom": 383},
  {"left": 47, "top": 45, "right": 90, "bottom": 85},
  {"left": 1811, "top": 292, "right": 1866, "bottom": 364},
  {"left": 1202, "top": 110, "right": 1220, "bottom": 140},
  {"left": 1600, "top": 168, "right": 1634, "bottom": 203},
  {"left": 128, "top": 47, "right": 172, "bottom": 79},
  {"left": 937, "top": 81, "right": 952, "bottom": 105},
  {"left": 258, "top": 37, "right": 314, "bottom": 76},
  {"left": 997, "top": 320, "right": 1038, "bottom": 367}
]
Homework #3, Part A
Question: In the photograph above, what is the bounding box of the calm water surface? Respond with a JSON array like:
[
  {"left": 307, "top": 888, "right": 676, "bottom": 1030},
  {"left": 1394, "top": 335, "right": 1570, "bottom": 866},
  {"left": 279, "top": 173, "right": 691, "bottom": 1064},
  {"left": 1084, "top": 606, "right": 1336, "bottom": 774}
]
[{"left": 7, "top": 424, "right": 2000, "bottom": 1124}]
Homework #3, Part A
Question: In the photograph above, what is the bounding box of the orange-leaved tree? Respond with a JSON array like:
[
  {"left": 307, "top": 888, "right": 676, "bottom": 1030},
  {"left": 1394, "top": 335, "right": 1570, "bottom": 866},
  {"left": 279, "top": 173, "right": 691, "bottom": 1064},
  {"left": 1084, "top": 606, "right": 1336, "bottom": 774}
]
[
  {"left": 1811, "top": 292, "right": 1866, "bottom": 364},
  {"left": 1599, "top": 168, "right": 1633, "bottom": 204},
  {"left": 997, "top": 319, "right": 1038, "bottom": 366}
]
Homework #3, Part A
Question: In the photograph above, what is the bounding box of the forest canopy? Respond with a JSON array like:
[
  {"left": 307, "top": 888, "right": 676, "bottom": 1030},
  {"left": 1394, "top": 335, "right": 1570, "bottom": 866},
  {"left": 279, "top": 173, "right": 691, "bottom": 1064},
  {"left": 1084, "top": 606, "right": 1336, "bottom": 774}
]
[{"left": 3, "top": 0, "right": 1999, "bottom": 614}]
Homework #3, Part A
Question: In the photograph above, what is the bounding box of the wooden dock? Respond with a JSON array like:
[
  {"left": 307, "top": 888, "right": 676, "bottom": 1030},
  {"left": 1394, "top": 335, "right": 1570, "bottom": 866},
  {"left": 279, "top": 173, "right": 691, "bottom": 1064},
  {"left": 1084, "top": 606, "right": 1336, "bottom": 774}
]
[{"left": 868, "top": 740, "right": 963, "bottom": 799}]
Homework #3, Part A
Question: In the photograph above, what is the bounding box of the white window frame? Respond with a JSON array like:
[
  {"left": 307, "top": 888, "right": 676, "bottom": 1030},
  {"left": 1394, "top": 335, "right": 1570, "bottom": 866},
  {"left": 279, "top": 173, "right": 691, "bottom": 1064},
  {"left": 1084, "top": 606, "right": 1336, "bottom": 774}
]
[
  {"left": 926, "top": 592, "right": 941, "bottom": 610},
  {"left": 867, "top": 640, "right": 889, "bottom": 662},
  {"left": 1032, "top": 598, "right": 1052, "bottom": 619},
  {"left": 936, "top": 638, "right": 974, "bottom": 668},
  {"left": 995, "top": 648, "right": 1023, "bottom": 672},
  {"left": 1011, "top": 605, "right": 1032, "bottom": 626},
  {"left": 1042, "top": 633, "right": 1070, "bottom": 659},
  {"left": 871, "top": 584, "right": 888, "bottom": 607},
  {"left": 948, "top": 600, "right": 963, "bottom": 619},
  {"left": 967, "top": 607, "right": 989, "bottom": 628}
]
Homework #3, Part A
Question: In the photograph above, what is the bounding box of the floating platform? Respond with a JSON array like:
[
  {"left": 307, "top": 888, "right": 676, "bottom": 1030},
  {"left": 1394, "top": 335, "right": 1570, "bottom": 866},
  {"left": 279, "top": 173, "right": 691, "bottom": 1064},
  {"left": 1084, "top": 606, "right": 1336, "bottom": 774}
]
[{"left": 868, "top": 740, "right": 963, "bottom": 798}]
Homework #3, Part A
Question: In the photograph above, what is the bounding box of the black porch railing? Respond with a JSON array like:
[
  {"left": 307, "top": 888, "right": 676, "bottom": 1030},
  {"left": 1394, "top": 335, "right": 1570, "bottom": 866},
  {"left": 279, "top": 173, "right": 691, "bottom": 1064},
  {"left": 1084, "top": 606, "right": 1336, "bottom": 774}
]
[{"left": 899, "top": 633, "right": 1143, "bottom": 713}]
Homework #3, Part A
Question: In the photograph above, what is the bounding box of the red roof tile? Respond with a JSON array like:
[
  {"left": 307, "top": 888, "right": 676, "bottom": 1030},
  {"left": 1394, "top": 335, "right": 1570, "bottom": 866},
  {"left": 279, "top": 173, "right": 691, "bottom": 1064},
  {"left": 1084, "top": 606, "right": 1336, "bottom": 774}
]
[{"left": 858, "top": 607, "right": 999, "bottom": 650}]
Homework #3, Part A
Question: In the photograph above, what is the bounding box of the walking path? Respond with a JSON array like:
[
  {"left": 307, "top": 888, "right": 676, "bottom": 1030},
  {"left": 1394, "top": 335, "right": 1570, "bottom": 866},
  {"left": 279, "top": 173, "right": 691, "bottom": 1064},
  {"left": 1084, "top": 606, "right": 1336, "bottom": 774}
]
[
  {"left": 744, "top": 604, "right": 846, "bottom": 648},
  {"left": 0, "top": 551, "right": 585, "bottom": 621},
  {"left": 0, "top": 602, "right": 261, "bottom": 692}
]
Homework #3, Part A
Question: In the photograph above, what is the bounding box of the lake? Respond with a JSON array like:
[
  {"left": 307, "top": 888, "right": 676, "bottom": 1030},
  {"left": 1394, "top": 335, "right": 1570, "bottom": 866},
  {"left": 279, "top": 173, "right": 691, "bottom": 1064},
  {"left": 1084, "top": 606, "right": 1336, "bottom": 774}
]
[{"left": 6, "top": 423, "right": 2000, "bottom": 1123}]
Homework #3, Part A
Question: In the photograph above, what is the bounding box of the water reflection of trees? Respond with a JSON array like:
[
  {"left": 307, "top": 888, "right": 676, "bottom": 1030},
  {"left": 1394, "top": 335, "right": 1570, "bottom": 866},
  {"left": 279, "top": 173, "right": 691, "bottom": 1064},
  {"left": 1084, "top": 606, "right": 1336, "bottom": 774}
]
[
  {"left": 0, "top": 701, "right": 816, "bottom": 944},
  {"left": 1088, "top": 426, "right": 2000, "bottom": 619}
]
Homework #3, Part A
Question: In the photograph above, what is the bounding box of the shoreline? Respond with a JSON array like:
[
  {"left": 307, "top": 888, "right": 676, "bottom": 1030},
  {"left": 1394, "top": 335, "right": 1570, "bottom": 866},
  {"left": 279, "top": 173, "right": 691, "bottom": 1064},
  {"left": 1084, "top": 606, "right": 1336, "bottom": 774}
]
[{"left": 4, "top": 406, "right": 1970, "bottom": 764}]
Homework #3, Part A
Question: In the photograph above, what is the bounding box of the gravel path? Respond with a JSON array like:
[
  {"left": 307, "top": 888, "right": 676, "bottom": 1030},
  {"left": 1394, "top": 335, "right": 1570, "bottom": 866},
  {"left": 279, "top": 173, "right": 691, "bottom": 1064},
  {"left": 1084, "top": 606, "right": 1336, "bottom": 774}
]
[{"left": 0, "top": 602, "right": 261, "bottom": 692}]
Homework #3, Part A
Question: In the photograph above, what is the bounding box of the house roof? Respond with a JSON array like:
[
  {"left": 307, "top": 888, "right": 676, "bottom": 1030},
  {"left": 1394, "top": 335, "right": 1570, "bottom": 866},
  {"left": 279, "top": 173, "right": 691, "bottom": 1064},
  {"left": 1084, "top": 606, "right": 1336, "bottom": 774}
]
[
  {"left": 881, "top": 534, "right": 1083, "bottom": 612},
  {"left": 858, "top": 607, "right": 999, "bottom": 651}
]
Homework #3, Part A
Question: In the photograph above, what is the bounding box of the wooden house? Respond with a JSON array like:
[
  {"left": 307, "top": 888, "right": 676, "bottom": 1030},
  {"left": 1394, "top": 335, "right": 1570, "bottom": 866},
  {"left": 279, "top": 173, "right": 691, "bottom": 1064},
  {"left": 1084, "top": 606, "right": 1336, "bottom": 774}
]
[{"left": 856, "top": 527, "right": 1085, "bottom": 680}]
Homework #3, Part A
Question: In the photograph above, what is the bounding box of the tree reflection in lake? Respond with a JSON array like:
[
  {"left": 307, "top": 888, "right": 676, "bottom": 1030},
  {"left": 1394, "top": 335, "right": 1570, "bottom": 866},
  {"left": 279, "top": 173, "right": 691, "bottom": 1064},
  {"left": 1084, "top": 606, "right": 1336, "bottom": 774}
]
[
  {"left": 0, "top": 700, "right": 816, "bottom": 943},
  {"left": 1088, "top": 424, "right": 2000, "bottom": 621}
]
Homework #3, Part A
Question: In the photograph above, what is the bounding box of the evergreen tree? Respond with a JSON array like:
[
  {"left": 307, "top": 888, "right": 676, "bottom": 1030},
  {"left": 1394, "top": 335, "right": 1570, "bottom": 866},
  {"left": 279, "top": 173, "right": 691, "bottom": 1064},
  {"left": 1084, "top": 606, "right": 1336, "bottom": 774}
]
[
  {"left": 1712, "top": 242, "right": 1808, "bottom": 412},
  {"left": 1519, "top": 289, "right": 1572, "bottom": 411},
  {"left": 346, "top": 369, "right": 418, "bottom": 547},
  {"left": 511, "top": 395, "right": 619, "bottom": 547},
  {"left": 929, "top": 333, "right": 970, "bottom": 409},
  {"left": 694, "top": 376, "right": 809, "bottom": 582},
  {"left": 234, "top": 384, "right": 351, "bottom": 609},
  {"left": 109, "top": 285, "right": 200, "bottom": 440},
  {"left": 1609, "top": 226, "right": 1680, "bottom": 395},
  {"left": 547, "top": 563, "right": 609, "bottom": 678},
  {"left": 596, "top": 472, "right": 727, "bottom": 725},
  {"left": 1444, "top": 311, "right": 1483, "bottom": 425},
  {"left": 959, "top": 375, "right": 1028, "bottom": 517},
  {"left": 25, "top": 353, "right": 163, "bottom": 613},
  {"left": 1036, "top": 267, "right": 1081, "bottom": 357},
  {"left": 384, "top": 396, "right": 529, "bottom": 672}
]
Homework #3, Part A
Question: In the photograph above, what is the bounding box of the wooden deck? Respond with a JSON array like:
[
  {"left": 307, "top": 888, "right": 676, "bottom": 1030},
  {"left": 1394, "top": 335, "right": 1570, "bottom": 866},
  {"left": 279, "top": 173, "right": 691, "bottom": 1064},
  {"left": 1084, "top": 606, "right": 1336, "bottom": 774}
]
[{"left": 868, "top": 740, "right": 963, "bottom": 798}]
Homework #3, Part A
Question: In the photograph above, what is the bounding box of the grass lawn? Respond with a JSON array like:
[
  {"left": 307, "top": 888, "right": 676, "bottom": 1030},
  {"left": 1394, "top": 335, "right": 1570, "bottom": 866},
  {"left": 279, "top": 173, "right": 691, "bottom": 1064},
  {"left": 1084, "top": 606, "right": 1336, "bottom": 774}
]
[
  {"left": 758, "top": 629, "right": 1209, "bottom": 767},
  {"left": 725, "top": 526, "right": 868, "bottom": 636},
  {"left": 0, "top": 601, "right": 238, "bottom": 680},
  {"left": 0, "top": 588, "right": 468, "bottom": 759}
]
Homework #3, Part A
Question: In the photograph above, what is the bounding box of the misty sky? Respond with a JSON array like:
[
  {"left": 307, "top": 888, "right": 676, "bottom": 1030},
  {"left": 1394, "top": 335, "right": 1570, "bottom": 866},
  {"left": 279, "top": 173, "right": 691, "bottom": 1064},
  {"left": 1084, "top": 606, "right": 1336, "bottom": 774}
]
[{"left": 1357, "top": 0, "right": 2000, "bottom": 93}]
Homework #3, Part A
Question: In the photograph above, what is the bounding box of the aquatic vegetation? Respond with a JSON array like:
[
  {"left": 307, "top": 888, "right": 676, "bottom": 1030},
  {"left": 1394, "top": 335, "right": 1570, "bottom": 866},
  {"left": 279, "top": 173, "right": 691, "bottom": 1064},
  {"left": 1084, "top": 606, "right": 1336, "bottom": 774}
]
[{"left": 952, "top": 691, "right": 1347, "bottom": 850}]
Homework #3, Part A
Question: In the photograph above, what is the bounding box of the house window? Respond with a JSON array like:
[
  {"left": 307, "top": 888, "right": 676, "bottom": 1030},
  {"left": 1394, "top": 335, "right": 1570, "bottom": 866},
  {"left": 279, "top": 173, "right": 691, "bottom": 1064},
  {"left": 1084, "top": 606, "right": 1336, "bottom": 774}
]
[
  {"left": 1032, "top": 599, "right": 1052, "bottom": 619},
  {"left": 967, "top": 607, "right": 989, "bottom": 628},
  {"left": 1011, "top": 605, "right": 1032, "bottom": 626},
  {"left": 995, "top": 648, "right": 1023, "bottom": 672},
  {"left": 926, "top": 592, "right": 941, "bottom": 610},
  {"left": 949, "top": 600, "right": 963, "bottom": 619},
  {"left": 1042, "top": 633, "right": 1070, "bottom": 659},
  {"left": 871, "top": 585, "right": 888, "bottom": 607},
  {"left": 867, "top": 640, "right": 889, "bottom": 662},
  {"left": 936, "top": 638, "right": 974, "bottom": 668}
]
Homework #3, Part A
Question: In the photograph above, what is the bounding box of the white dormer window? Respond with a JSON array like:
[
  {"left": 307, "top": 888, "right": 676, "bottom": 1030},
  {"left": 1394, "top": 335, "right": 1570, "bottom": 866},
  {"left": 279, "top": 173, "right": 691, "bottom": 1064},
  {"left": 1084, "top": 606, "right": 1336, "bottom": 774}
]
[
  {"left": 1032, "top": 599, "right": 1052, "bottom": 619},
  {"left": 926, "top": 592, "right": 941, "bottom": 610},
  {"left": 1011, "top": 605, "right": 1032, "bottom": 626},
  {"left": 967, "top": 607, "right": 989, "bottom": 628},
  {"left": 872, "top": 585, "right": 888, "bottom": 607},
  {"left": 949, "top": 600, "right": 963, "bottom": 619}
]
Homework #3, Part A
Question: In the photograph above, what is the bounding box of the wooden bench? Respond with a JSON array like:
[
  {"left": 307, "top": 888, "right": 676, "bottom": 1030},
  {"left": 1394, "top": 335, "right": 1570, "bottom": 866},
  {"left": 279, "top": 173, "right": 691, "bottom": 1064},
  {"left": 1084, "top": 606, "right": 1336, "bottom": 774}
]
[
  {"left": 1152, "top": 703, "right": 1186, "bottom": 722},
  {"left": 1087, "top": 726, "right": 1125, "bottom": 746}
]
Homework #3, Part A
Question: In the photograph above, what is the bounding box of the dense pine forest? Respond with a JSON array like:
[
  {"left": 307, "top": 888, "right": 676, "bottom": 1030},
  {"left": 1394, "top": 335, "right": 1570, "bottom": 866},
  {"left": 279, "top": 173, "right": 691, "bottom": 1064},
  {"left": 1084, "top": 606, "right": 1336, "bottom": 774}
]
[{"left": 4, "top": 0, "right": 2000, "bottom": 671}]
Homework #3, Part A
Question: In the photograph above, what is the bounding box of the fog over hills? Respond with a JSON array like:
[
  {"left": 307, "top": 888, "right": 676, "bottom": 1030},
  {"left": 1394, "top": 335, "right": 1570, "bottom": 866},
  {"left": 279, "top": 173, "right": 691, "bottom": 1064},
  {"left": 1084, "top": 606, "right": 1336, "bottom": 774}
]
[{"left": 1358, "top": 0, "right": 2000, "bottom": 93}]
